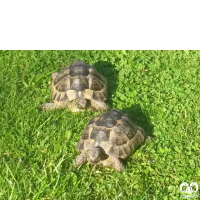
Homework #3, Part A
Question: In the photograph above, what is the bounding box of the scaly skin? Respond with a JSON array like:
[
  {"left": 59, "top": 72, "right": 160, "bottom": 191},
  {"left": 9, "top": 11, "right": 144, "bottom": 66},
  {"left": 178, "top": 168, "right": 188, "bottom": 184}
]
[
  {"left": 40, "top": 102, "right": 67, "bottom": 111},
  {"left": 76, "top": 151, "right": 87, "bottom": 165},
  {"left": 40, "top": 98, "right": 86, "bottom": 112},
  {"left": 76, "top": 147, "right": 126, "bottom": 172},
  {"left": 90, "top": 99, "right": 110, "bottom": 111}
]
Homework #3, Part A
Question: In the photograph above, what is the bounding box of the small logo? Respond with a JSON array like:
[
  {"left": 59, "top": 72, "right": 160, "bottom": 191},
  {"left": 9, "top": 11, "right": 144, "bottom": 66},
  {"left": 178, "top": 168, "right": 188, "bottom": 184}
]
[{"left": 180, "top": 182, "right": 198, "bottom": 198}]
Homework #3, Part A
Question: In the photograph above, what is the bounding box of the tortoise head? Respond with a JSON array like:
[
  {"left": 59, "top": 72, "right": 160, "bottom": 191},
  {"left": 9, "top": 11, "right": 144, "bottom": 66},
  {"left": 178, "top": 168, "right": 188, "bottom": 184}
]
[{"left": 87, "top": 147, "right": 104, "bottom": 164}]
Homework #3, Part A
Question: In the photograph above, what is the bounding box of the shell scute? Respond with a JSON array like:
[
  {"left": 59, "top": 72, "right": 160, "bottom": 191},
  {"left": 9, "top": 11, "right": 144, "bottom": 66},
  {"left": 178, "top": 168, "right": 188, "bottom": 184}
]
[
  {"left": 90, "top": 128, "right": 110, "bottom": 142},
  {"left": 95, "top": 116, "right": 117, "bottom": 128}
]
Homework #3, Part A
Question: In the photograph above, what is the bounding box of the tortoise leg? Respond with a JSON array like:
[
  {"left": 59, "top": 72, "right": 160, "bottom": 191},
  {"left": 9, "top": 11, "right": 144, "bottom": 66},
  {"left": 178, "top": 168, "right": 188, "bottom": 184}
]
[
  {"left": 76, "top": 151, "right": 88, "bottom": 165},
  {"left": 111, "top": 157, "right": 125, "bottom": 172},
  {"left": 90, "top": 99, "right": 109, "bottom": 111},
  {"left": 51, "top": 72, "right": 59, "bottom": 80},
  {"left": 101, "top": 156, "right": 125, "bottom": 171},
  {"left": 145, "top": 136, "right": 152, "bottom": 142},
  {"left": 40, "top": 102, "right": 66, "bottom": 111}
]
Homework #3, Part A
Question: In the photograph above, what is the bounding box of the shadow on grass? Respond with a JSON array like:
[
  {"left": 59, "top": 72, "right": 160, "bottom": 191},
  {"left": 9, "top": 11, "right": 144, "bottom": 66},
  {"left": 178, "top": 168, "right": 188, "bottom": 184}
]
[
  {"left": 122, "top": 105, "right": 155, "bottom": 173},
  {"left": 93, "top": 61, "right": 118, "bottom": 108},
  {"left": 93, "top": 61, "right": 154, "bottom": 137},
  {"left": 122, "top": 104, "right": 154, "bottom": 137}
]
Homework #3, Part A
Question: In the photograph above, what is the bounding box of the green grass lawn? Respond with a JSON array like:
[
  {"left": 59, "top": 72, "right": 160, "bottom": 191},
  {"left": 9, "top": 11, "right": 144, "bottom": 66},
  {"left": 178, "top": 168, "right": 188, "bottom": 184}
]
[{"left": 0, "top": 50, "right": 200, "bottom": 199}]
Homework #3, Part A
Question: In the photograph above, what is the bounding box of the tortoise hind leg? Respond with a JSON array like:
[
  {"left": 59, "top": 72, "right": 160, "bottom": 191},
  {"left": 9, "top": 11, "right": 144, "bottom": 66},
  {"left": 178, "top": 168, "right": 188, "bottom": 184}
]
[
  {"left": 40, "top": 102, "right": 66, "bottom": 111},
  {"left": 77, "top": 97, "right": 87, "bottom": 109}
]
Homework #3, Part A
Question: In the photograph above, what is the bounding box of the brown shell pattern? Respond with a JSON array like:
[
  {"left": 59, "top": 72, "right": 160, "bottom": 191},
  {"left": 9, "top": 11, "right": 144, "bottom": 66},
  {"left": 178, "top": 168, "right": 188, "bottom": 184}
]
[
  {"left": 51, "top": 60, "right": 107, "bottom": 102},
  {"left": 76, "top": 109, "right": 147, "bottom": 159}
]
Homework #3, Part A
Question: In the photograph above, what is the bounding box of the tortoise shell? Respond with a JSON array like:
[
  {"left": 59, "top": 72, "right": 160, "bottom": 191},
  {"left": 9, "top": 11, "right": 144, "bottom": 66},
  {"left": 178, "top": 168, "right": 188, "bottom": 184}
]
[
  {"left": 51, "top": 60, "right": 107, "bottom": 103},
  {"left": 76, "top": 109, "right": 147, "bottom": 159}
]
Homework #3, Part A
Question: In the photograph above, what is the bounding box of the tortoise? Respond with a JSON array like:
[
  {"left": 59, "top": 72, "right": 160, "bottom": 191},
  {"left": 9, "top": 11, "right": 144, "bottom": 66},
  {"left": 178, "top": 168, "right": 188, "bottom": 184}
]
[
  {"left": 76, "top": 109, "right": 147, "bottom": 171},
  {"left": 40, "top": 60, "right": 108, "bottom": 111}
]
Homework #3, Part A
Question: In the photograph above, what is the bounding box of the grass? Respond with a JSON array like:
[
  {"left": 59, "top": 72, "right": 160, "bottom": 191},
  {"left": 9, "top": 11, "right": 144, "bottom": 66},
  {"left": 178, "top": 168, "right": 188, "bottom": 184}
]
[{"left": 0, "top": 50, "right": 200, "bottom": 199}]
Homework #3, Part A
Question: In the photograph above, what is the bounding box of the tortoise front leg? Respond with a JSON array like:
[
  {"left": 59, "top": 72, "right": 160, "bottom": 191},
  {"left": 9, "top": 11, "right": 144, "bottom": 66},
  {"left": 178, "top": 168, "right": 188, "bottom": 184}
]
[
  {"left": 90, "top": 99, "right": 109, "bottom": 111},
  {"left": 101, "top": 156, "right": 125, "bottom": 172},
  {"left": 51, "top": 72, "right": 59, "bottom": 80},
  {"left": 111, "top": 157, "right": 125, "bottom": 172},
  {"left": 40, "top": 102, "right": 66, "bottom": 111},
  {"left": 76, "top": 151, "right": 88, "bottom": 165}
]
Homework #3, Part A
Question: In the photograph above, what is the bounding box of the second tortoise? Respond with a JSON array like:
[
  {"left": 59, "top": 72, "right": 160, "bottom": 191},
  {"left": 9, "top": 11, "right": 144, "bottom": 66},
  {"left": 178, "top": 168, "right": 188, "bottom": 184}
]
[
  {"left": 76, "top": 109, "right": 148, "bottom": 171},
  {"left": 40, "top": 60, "right": 108, "bottom": 111}
]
